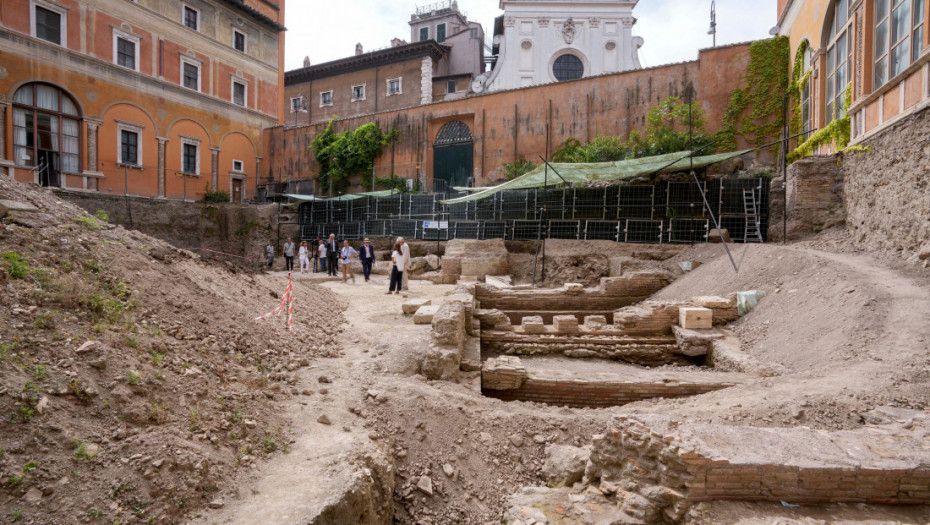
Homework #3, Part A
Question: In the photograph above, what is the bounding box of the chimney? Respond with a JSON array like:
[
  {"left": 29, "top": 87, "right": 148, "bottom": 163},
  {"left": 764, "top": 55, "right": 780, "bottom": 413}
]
[
  {"left": 391, "top": 37, "right": 408, "bottom": 47},
  {"left": 355, "top": 43, "right": 364, "bottom": 56},
  {"left": 303, "top": 56, "right": 311, "bottom": 67}
]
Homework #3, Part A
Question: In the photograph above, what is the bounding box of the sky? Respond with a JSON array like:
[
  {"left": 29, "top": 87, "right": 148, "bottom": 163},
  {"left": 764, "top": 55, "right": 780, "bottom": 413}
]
[{"left": 284, "top": 0, "right": 776, "bottom": 71}]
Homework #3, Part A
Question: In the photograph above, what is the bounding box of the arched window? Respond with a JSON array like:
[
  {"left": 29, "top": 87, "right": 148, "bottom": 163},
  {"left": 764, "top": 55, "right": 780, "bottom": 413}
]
[
  {"left": 825, "top": 0, "right": 853, "bottom": 124},
  {"left": 553, "top": 54, "right": 584, "bottom": 82},
  {"left": 874, "top": 0, "right": 925, "bottom": 88},
  {"left": 11, "top": 83, "right": 81, "bottom": 185},
  {"left": 800, "top": 44, "right": 813, "bottom": 140}
]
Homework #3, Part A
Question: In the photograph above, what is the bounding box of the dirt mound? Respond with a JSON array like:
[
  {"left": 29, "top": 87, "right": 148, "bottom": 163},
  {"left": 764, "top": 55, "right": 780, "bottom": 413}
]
[
  {"left": 640, "top": 240, "right": 930, "bottom": 430},
  {"left": 0, "top": 178, "right": 345, "bottom": 523}
]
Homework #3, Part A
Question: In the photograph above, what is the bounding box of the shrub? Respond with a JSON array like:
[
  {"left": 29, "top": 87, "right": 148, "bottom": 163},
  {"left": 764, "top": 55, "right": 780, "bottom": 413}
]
[
  {"left": 74, "top": 216, "right": 102, "bottom": 230},
  {"left": 94, "top": 210, "right": 110, "bottom": 222},
  {"left": 2, "top": 252, "right": 29, "bottom": 279},
  {"left": 203, "top": 191, "right": 230, "bottom": 203}
]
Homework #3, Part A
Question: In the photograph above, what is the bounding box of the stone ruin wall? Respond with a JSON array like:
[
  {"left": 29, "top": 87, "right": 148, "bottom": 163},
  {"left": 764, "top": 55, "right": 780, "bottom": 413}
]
[
  {"left": 769, "top": 105, "right": 930, "bottom": 262},
  {"left": 585, "top": 415, "right": 930, "bottom": 523}
]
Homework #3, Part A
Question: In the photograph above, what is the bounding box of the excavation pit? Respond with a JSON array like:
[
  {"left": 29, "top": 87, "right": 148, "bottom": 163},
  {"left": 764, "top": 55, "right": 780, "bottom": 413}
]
[{"left": 426, "top": 270, "right": 748, "bottom": 408}]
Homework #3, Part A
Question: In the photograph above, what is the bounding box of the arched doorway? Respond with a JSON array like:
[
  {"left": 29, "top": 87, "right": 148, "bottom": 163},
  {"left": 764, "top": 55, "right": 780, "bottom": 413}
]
[
  {"left": 433, "top": 120, "right": 473, "bottom": 191},
  {"left": 12, "top": 83, "right": 82, "bottom": 187}
]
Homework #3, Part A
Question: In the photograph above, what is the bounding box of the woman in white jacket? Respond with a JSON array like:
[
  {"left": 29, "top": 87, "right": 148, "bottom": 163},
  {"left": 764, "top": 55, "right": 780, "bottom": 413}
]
[{"left": 298, "top": 241, "right": 310, "bottom": 274}]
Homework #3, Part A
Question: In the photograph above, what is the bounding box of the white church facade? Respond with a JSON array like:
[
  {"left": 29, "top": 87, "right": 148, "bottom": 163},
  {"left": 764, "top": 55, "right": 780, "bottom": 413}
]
[{"left": 474, "top": 0, "right": 644, "bottom": 93}]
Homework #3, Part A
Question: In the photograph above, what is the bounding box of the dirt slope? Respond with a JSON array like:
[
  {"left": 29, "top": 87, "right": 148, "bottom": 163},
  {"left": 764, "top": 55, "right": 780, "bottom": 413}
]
[
  {"left": 644, "top": 240, "right": 930, "bottom": 430},
  {"left": 0, "top": 178, "right": 344, "bottom": 524}
]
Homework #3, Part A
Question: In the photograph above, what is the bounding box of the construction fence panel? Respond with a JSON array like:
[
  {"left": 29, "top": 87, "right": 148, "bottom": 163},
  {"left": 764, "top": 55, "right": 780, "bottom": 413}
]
[
  {"left": 294, "top": 177, "right": 769, "bottom": 245},
  {"left": 452, "top": 222, "right": 480, "bottom": 239}
]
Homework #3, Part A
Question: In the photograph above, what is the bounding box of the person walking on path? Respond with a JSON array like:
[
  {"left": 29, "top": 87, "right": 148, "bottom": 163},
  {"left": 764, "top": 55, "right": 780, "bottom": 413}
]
[
  {"left": 398, "top": 237, "right": 411, "bottom": 290},
  {"left": 359, "top": 238, "right": 375, "bottom": 282},
  {"left": 298, "top": 241, "right": 310, "bottom": 274},
  {"left": 265, "top": 241, "right": 275, "bottom": 270},
  {"left": 317, "top": 237, "right": 326, "bottom": 273},
  {"left": 283, "top": 237, "right": 295, "bottom": 272},
  {"left": 340, "top": 240, "right": 358, "bottom": 283},
  {"left": 387, "top": 242, "right": 406, "bottom": 294},
  {"left": 326, "top": 234, "right": 339, "bottom": 277}
]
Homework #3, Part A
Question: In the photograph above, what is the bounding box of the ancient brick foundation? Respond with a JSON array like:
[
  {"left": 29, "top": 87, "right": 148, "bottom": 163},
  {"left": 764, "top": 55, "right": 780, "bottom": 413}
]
[
  {"left": 584, "top": 415, "right": 930, "bottom": 523},
  {"left": 482, "top": 358, "right": 736, "bottom": 408}
]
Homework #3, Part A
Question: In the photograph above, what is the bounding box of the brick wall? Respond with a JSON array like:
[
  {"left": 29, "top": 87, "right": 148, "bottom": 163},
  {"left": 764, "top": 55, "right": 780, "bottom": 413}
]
[
  {"left": 475, "top": 271, "right": 672, "bottom": 319},
  {"left": 768, "top": 155, "right": 845, "bottom": 240},
  {"left": 263, "top": 42, "right": 763, "bottom": 188},
  {"left": 585, "top": 415, "right": 930, "bottom": 523}
]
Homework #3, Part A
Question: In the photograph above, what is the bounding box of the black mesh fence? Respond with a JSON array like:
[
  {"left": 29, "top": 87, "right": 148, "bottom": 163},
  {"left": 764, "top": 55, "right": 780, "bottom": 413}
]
[{"left": 295, "top": 178, "right": 768, "bottom": 244}]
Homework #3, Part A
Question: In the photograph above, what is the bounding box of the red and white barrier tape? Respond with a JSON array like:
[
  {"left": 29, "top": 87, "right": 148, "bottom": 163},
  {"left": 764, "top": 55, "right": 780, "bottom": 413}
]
[{"left": 255, "top": 272, "right": 294, "bottom": 332}]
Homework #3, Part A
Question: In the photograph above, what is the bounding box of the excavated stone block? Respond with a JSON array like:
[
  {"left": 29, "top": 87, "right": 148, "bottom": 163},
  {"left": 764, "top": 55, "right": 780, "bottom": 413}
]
[
  {"left": 442, "top": 257, "right": 462, "bottom": 276},
  {"left": 475, "top": 308, "right": 512, "bottom": 329},
  {"left": 584, "top": 315, "right": 608, "bottom": 329},
  {"left": 402, "top": 298, "right": 431, "bottom": 314},
  {"left": 482, "top": 356, "right": 526, "bottom": 390},
  {"left": 672, "top": 325, "right": 724, "bottom": 357},
  {"left": 432, "top": 302, "right": 466, "bottom": 347},
  {"left": 679, "top": 307, "right": 712, "bottom": 329},
  {"left": 691, "top": 296, "right": 735, "bottom": 309},
  {"left": 485, "top": 275, "right": 513, "bottom": 288},
  {"left": 564, "top": 283, "right": 584, "bottom": 295},
  {"left": 421, "top": 346, "right": 460, "bottom": 380},
  {"left": 522, "top": 315, "right": 546, "bottom": 334},
  {"left": 414, "top": 305, "right": 440, "bottom": 324},
  {"left": 552, "top": 315, "right": 580, "bottom": 334}
]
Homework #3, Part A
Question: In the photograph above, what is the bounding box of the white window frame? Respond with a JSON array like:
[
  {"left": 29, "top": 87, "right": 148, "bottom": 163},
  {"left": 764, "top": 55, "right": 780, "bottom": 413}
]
[
  {"left": 419, "top": 26, "right": 430, "bottom": 41},
  {"left": 182, "top": 3, "right": 200, "bottom": 31},
  {"left": 290, "top": 95, "right": 305, "bottom": 113},
  {"left": 387, "top": 77, "right": 403, "bottom": 96},
  {"left": 180, "top": 55, "right": 202, "bottom": 92},
  {"left": 116, "top": 120, "right": 144, "bottom": 166},
  {"left": 351, "top": 83, "right": 366, "bottom": 102},
  {"left": 30, "top": 0, "right": 68, "bottom": 47},
  {"left": 232, "top": 28, "right": 247, "bottom": 53},
  {"left": 436, "top": 22, "right": 447, "bottom": 43},
  {"left": 232, "top": 159, "right": 244, "bottom": 172},
  {"left": 320, "top": 90, "right": 333, "bottom": 107},
  {"left": 180, "top": 136, "right": 201, "bottom": 175},
  {"left": 231, "top": 77, "right": 248, "bottom": 107},
  {"left": 112, "top": 28, "right": 141, "bottom": 72}
]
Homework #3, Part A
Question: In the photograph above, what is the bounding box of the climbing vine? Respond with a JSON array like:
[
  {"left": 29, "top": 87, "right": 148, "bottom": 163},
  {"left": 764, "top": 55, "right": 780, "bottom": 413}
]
[
  {"left": 715, "top": 37, "right": 790, "bottom": 153},
  {"left": 787, "top": 39, "right": 811, "bottom": 138},
  {"left": 310, "top": 118, "right": 400, "bottom": 194},
  {"left": 787, "top": 84, "right": 852, "bottom": 162}
]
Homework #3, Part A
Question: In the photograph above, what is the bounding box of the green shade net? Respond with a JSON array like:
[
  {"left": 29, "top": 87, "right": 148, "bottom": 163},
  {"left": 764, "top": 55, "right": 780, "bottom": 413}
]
[
  {"left": 440, "top": 150, "right": 750, "bottom": 204},
  {"left": 284, "top": 189, "right": 402, "bottom": 203}
]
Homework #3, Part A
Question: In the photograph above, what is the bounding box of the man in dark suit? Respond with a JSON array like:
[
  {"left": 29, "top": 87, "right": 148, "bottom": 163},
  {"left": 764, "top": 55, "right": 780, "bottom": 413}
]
[
  {"left": 359, "top": 238, "right": 376, "bottom": 282},
  {"left": 326, "top": 234, "right": 339, "bottom": 277}
]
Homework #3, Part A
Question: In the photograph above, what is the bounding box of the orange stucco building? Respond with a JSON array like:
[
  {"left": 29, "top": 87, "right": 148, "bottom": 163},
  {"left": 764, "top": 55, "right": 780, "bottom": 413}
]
[
  {"left": 0, "top": 0, "right": 285, "bottom": 202},
  {"left": 779, "top": 0, "right": 930, "bottom": 146}
]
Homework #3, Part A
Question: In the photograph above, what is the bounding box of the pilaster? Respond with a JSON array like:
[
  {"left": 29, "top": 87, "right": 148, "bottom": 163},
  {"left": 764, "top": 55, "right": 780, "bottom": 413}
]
[
  {"left": 210, "top": 147, "right": 220, "bottom": 191},
  {"left": 157, "top": 137, "right": 169, "bottom": 198},
  {"left": 0, "top": 101, "right": 13, "bottom": 178}
]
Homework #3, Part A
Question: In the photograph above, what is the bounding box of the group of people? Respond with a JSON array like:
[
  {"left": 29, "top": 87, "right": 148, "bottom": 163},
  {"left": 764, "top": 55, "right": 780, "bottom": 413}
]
[{"left": 266, "top": 235, "right": 411, "bottom": 293}]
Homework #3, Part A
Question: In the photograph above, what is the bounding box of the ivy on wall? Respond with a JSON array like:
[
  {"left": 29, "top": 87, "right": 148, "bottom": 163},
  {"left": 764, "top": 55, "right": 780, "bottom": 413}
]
[
  {"left": 310, "top": 118, "right": 400, "bottom": 194},
  {"left": 715, "top": 37, "right": 791, "bottom": 153},
  {"left": 787, "top": 39, "right": 811, "bottom": 138},
  {"left": 787, "top": 84, "right": 853, "bottom": 162},
  {"left": 549, "top": 96, "right": 713, "bottom": 163}
]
